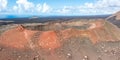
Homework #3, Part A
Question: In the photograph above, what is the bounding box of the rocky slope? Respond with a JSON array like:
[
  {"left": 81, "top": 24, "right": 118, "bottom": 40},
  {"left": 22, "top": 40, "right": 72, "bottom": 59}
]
[
  {"left": 106, "top": 11, "right": 120, "bottom": 20},
  {"left": 106, "top": 11, "right": 120, "bottom": 27},
  {"left": 0, "top": 19, "right": 120, "bottom": 60}
]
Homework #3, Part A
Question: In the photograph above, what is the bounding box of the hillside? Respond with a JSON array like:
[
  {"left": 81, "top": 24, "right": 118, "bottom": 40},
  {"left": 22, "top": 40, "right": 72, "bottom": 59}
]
[
  {"left": 0, "top": 19, "right": 120, "bottom": 60},
  {"left": 106, "top": 11, "right": 120, "bottom": 27}
]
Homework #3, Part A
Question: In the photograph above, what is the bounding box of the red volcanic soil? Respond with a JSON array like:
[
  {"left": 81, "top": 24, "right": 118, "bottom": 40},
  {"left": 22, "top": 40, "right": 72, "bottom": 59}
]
[
  {"left": 0, "top": 20, "right": 120, "bottom": 60},
  {"left": 38, "top": 31, "right": 61, "bottom": 50}
]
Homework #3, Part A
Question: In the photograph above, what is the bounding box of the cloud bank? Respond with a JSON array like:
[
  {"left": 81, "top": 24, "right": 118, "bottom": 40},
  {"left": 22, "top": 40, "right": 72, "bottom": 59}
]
[
  {"left": 12, "top": 0, "right": 51, "bottom": 14},
  {"left": 0, "top": 0, "right": 120, "bottom": 15},
  {"left": 56, "top": 0, "right": 120, "bottom": 15}
]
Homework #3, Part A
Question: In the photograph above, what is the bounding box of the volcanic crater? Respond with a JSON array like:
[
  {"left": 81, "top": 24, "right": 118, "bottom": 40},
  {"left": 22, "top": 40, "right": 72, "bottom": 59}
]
[{"left": 0, "top": 18, "right": 120, "bottom": 60}]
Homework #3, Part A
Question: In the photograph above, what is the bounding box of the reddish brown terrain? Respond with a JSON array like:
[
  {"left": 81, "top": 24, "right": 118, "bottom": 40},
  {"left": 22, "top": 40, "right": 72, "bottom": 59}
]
[{"left": 0, "top": 18, "right": 120, "bottom": 60}]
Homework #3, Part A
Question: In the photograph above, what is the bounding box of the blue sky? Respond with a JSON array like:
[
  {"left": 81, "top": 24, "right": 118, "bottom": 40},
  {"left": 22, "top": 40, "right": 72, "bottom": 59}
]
[{"left": 0, "top": 0, "right": 120, "bottom": 16}]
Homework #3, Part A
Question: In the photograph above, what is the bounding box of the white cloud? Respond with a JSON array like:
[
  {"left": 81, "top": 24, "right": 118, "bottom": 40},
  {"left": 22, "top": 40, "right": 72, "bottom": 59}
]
[
  {"left": 12, "top": 0, "right": 51, "bottom": 14},
  {"left": 54, "top": 0, "right": 120, "bottom": 15},
  {"left": 0, "top": 0, "right": 7, "bottom": 11},
  {"left": 42, "top": 3, "right": 51, "bottom": 13},
  {"left": 35, "top": 3, "right": 51, "bottom": 13},
  {"left": 36, "top": 4, "right": 42, "bottom": 12},
  {"left": 79, "top": 0, "right": 120, "bottom": 14},
  {"left": 13, "top": 0, "right": 34, "bottom": 13}
]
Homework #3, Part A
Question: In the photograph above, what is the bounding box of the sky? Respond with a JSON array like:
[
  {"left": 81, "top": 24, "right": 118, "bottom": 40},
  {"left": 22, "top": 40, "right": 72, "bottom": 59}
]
[{"left": 0, "top": 0, "right": 120, "bottom": 16}]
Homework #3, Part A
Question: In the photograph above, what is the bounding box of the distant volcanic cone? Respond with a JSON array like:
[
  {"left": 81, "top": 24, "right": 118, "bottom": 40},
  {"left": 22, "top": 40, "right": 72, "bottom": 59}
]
[
  {"left": 106, "top": 11, "right": 120, "bottom": 27},
  {"left": 106, "top": 11, "right": 120, "bottom": 20},
  {"left": 0, "top": 20, "right": 120, "bottom": 60}
]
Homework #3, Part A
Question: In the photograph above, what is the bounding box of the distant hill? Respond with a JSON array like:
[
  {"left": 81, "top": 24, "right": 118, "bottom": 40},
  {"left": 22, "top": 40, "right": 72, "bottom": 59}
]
[
  {"left": 0, "top": 20, "right": 14, "bottom": 25},
  {"left": 106, "top": 11, "right": 120, "bottom": 27},
  {"left": 106, "top": 11, "right": 120, "bottom": 20}
]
